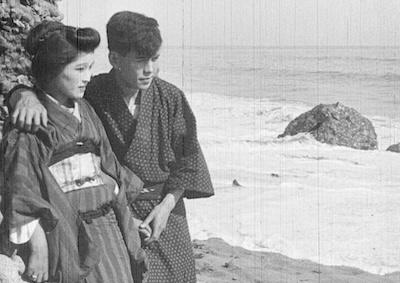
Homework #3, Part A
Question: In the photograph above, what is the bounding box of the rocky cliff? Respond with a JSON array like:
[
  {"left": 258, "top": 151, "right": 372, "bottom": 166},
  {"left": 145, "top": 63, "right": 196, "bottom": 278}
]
[{"left": 0, "top": 0, "right": 62, "bottom": 100}]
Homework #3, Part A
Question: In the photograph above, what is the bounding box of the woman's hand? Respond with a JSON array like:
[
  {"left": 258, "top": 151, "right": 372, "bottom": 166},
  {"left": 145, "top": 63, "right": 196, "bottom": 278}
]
[
  {"left": 26, "top": 225, "right": 48, "bottom": 283},
  {"left": 140, "top": 194, "right": 176, "bottom": 244},
  {"left": 10, "top": 88, "right": 47, "bottom": 132},
  {"left": 132, "top": 217, "right": 152, "bottom": 242}
]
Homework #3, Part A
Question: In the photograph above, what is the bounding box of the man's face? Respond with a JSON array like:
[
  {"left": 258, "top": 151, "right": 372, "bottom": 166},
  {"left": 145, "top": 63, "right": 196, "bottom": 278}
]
[{"left": 116, "top": 49, "right": 160, "bottom": 90}]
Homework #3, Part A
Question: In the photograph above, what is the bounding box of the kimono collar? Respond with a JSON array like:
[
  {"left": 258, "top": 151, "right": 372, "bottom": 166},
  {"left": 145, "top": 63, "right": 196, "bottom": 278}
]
[
  {"left": 104, "top": 69, "right": 153, "bottom": 150},
  {"left": 45, "top": 94, "right": 81, "bottom": 122},
  {"left": 37, "top": 88, "right": 82, "bottom": 136}
]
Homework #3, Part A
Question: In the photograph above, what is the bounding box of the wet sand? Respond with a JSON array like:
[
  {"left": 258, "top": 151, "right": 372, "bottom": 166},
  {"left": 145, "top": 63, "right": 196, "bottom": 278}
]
[{"left": 194, "top": 238, "right": 400, "bottom": 283}]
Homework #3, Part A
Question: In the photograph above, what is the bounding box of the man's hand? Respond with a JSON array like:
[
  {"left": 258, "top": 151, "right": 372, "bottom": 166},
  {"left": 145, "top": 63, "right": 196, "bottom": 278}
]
[
  {"left": 140, "top": 193, "right": 176, "bottom": 244},
  {"left": 10, "top": 88, "right": 47, "bottom": 132}
]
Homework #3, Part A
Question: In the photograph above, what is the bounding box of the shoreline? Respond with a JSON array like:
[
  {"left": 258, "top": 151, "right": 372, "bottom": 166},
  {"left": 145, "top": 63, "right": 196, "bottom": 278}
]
[{"left": 194, "top": 238, "right": 400, "bottom": 283}]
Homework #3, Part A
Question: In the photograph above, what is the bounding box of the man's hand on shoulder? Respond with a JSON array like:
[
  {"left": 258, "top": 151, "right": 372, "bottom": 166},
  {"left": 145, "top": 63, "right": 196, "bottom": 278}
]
[{"left": 10, "top": 88, "right": 47, "bottom": 133}]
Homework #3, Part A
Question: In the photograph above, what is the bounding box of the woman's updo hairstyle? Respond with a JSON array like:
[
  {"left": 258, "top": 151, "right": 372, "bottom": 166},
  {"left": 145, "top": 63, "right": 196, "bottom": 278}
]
[{"left": 25, "top": 21, "right": 100, "bottom": 87}]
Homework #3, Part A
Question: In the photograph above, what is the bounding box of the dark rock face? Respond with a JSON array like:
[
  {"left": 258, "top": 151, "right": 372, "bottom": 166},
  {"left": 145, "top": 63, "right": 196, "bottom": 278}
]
[
  {"left": 278, "top": 102, "right": 378, "bottom": 150},
  {"left": 0, "top": 0, "right": 62, "bottom": 139},
  {"left": 0, "top": 0, "right": 63, "bottom": 98},
  {"left": 386, "top": 143, "right": 400, "bottom": 153}
]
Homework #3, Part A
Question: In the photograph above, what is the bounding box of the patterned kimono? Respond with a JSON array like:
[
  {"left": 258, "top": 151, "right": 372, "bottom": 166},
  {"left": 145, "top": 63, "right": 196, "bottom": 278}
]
[
  {"left": 1, "top": 94, "right": 147, "bottom": 283},
  {"left": 84, "top": 70, "right": 214, "bottom": 283}
]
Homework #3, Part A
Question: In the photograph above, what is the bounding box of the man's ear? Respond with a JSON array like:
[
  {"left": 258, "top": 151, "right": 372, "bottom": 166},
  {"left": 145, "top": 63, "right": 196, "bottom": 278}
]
[{"left": 108, "top": 51, "right": 121, "bottom": 69}]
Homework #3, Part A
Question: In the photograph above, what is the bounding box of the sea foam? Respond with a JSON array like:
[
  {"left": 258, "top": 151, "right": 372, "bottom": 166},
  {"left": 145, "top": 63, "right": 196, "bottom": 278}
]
[{"left": 186, "top": 91, "right": 400, "bottom": 275}]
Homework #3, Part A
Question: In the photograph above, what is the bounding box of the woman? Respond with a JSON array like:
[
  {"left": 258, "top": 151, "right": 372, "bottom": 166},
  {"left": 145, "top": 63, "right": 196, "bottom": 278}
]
[{"left": 1, "top": 21, "right": 146, "bottom": 282}]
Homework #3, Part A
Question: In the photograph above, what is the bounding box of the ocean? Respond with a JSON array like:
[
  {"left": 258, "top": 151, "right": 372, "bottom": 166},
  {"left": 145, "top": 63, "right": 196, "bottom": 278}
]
[
  {"left": 161, "top": 46, "right": 400, "bottom": 118},
  {"left": 94, "top": 46, "right": 400, "bottom": 275}
]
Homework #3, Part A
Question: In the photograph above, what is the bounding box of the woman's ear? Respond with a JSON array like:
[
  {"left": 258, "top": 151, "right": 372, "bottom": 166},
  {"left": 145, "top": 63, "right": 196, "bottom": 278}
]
[{"left": 108, "top": 51, "right": 121, "bottom": 70}]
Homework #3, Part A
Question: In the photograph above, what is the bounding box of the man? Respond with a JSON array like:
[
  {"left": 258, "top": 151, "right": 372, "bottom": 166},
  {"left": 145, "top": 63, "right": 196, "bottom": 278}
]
[{"left": 7, "top": 11, "right": 214, "bottom": 283}]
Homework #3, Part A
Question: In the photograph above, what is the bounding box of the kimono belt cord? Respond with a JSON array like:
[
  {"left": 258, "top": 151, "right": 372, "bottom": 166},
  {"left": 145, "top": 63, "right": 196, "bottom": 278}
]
[{"left": 78, "top": 201, "right": 116, "bottom": 224}]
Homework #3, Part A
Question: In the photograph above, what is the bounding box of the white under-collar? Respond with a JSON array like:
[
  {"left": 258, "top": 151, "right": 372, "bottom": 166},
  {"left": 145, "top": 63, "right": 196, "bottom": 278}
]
[
  {"left": 46, "top": 94, "right": 81, "bottom": 122},
  {"left": 122, "top": 91, "right": 140, "bottom": 118}
]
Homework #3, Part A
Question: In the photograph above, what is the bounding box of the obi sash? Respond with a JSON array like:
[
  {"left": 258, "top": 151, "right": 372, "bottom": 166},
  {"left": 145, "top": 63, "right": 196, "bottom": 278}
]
[{"left": 48, "top": 140, "right": 106, "bottom": 193}]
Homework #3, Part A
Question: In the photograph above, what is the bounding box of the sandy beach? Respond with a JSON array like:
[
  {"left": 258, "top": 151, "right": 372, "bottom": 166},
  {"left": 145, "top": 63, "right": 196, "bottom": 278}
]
[{"left": 194, "top": 238, "right": 400, "bottom": 283}]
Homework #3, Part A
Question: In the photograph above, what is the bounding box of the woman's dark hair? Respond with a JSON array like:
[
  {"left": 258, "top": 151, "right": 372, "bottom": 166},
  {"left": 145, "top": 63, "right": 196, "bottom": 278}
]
[
  {"left": 25, "top": 21, "right": 100, "bottom": 86},
  {"left": 106, "top": 11, "right": 162, "bottom": 58}
]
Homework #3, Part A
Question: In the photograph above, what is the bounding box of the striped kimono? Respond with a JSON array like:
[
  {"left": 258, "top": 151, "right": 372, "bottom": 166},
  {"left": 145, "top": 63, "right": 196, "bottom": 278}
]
[
  {"left": 1, "top": 94, "right": 147, "bottom": 283},
  {"left": 84, "top": 70, "right": 214, "bottom": 283}
]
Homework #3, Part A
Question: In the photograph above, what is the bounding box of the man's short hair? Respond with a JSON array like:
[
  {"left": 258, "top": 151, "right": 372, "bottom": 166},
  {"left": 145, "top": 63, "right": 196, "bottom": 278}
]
[{"left": 107, "top": 11, "right": 162, "bottom": 57}]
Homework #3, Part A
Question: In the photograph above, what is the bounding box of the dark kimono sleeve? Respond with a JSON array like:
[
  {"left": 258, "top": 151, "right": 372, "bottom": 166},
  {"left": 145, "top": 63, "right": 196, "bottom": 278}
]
[
  {"left": 2, "top": 130, "right": 58, "bottom": 233},
  {"left": 165, "top": 91, "right": 214, "bottom": 199}
]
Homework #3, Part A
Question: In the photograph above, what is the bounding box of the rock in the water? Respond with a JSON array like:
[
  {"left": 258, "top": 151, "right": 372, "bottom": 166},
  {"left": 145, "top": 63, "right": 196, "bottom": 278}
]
[
  {"left": 232, "top": 179, "right": 242, "bottom": 187},
  {"left": 386, "top": 143, "right": 400, "bottom": 153},
  {"left": 278, "top": 102, "right": 377, "bottom": 150}
]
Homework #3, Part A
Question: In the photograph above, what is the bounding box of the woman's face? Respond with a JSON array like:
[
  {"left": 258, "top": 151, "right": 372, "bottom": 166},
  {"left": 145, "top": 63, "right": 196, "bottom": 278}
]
[
  {"left": 111, "top": 49, "right": 160, "bottom": 90},
  {"left": 48, "top": 52, "right": 95, "bottom": 105}
]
